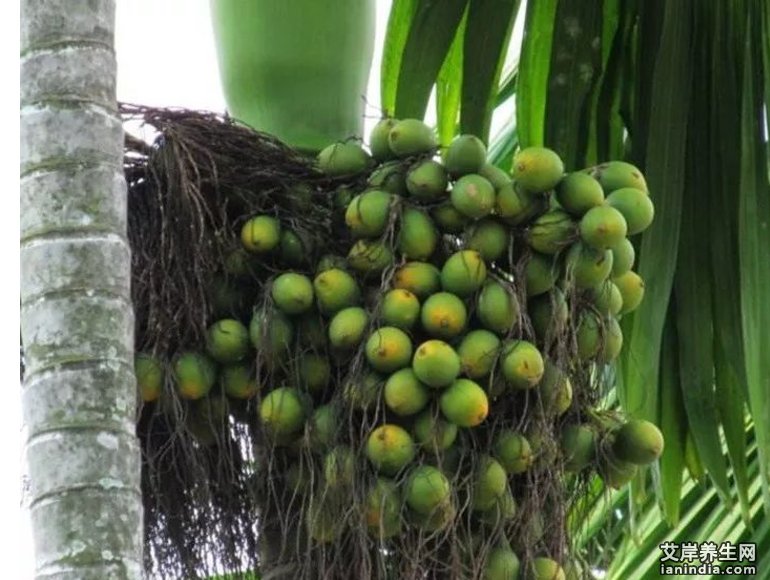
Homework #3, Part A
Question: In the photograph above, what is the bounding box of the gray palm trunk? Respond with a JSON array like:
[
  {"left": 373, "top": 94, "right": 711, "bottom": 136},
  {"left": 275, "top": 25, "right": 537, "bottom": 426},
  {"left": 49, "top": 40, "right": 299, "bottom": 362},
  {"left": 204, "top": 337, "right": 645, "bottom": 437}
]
[{"left": 20, "top": 2, "right": 143, "bottom": 578}]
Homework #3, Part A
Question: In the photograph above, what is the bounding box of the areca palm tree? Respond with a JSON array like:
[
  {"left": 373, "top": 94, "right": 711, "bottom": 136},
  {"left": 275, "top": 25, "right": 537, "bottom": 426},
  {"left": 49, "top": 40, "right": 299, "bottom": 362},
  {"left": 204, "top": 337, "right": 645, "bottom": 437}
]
[
  {"left": 20, "top": 1, "right": 143, "bottom": 577},
  {"left": 19, "top": 0, "right": 767, "bottom": 577}
]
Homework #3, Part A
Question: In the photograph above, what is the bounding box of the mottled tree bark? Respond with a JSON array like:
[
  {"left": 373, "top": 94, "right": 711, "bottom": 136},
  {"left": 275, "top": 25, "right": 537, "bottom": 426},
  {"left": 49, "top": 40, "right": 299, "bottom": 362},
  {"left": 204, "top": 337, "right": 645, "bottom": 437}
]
[{"left": 20, "top": 1, "right": 143, "bottom": 578}]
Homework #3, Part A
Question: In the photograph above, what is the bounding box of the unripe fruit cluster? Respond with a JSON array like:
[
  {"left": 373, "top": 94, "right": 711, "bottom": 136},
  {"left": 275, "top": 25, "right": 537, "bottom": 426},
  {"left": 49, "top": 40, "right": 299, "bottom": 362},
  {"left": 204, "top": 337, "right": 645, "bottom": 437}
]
[{"left": 134, "top": 118, "right": 662, "bottom": 578}]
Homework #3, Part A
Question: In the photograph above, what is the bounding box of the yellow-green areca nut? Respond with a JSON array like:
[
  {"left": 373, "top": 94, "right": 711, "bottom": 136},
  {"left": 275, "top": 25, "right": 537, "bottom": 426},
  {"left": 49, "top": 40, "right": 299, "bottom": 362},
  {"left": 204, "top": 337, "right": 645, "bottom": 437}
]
[
  {"left": 333, "top": 186, "right": 354, "bottom": 210},
  {"left": 259, "top": 386, "right": 306, "bottom": 436},
  {"left": 598, "top": 453, "right": 638, "bottom": 489},
  {"left": 341, "top": 371, "right": 384, "bottom": 413},
  {"left": 306, "top": 496, "right": 343, "bottom": 543},
  {"left": 444, "top": 134, "right": 487, "bottom": 177},
  {"left": 384, "top": 368, "right": 430, "bottom": 416},
  {"left": 307, "top": 404, "right": 338, "bottom": 451},
  {"left": 328, "top": 306, "right": 369, "bottom": 350},
  {"left": 612, "top": 419, "right": 665, "bottom": 465},
  {"left": 412, "top": 410, "right": 458, "bottom": 451},
  {"left": 186, "top": 396, "right": 228, "bottom": 447},
  {"left": 221, "top": 364, "right": 258, "bottom": 399},
  {"left": 525, "top": 252, "right": 558, "bottom": 297},
  {"left": 451, "top": 174, "right": 496, "bottom": 219},
  {"left": 368, "top": 161, "right": 407, "bottom": 196},
  {"left": 566, "top": 242, "right": 613, "bottom": 288},
  {"left": 406, "top": 159, "right": 449, "bottom": 201},
  {"left": 250, "top": 309, "right": 294, "bottom": 356},
  {"left": 496, "top": 183, "right": 544, "bottom": 225},
  {"left": 393, "top": 261, "right": 442, "bottom": 299},
  {"left": 466, "top": 218, "right": 510, "bottom": 262},
  {"left": 610, "top": 238, "right": 636, "bottom": 276},
  {"left": 560, "top": 424, "right": 596, "bottom": 472},
  {"left": 365, "top": 326, "right": 413, "bottom": 373},
  {"left": 539, "top": 361, "right": 572, "bottom": 416},
  {"left": 286, "top": 462, "right": 311, "bottom": 496},
  {"left": 366, "top": 424, "right": 416, "bottom": 475},
  {"left": 457, "top": 329, "right": 501, "bottom": 379},
  {"left": 397, "top": 207, "right": 438, "bottom": 260},
  {"left": 579, "top": 205, "right": 628, "bottom": 250},
  {"left": 529, "top": 288, "right": 568, "bottom": 341},
  {"left": 483, "top": 547, "right": 521, "bottom": 580},
  {"left": 527, "top": 210, "right": 576, "bottom": 255},
  {"left": 298, "top": 353, "right": 331, "bottom": 393},
  {"left": 606, "top": 187, "right": 655, "bottom": 235},
  {"left": 297, "top": 314, "right": 327, "bottom": 350},
  {"left": 347, "top": 239, "right": 394, "bottom": 275},
  {"left": 135, "top": 354, "right": 164, "bottom": 402},
  {"left": 613, "top": 270, "right": 645, "bottom": 314},
  {"left": 412, "top": 339, "right": 461, "bottom": 388},
  {"left": 421, "top": 292, "right": 467, "bottom": 340},
  {"left": 440, "top": 378, "right": 489, "bottom": 427},
  {"left": 477, "top": 280, "right": 519, "bottom": 335},
  {"left": 279, "top": 230, "right": 309, "bottom": 267},
  {"left": 241, "top": 215, "right": 281, "bottom": 253},
  {"left": 364, "top": 478, "right": 402, "bottom": 538},
  {"left": 224, "top": 247, "right": 259, "bottom": 278},
  {"left": 380, "top": 289, "right": 420, "bottom": 330},
  {"left": 409, "top": 498, "right": 456, "bottom": 531},
  {"left": 576, "top": 311, "right": 602, "bottom": 360},
  {"left": 316, "top": 254, "right": 348, "bottom": 274},
  {"left": 405, "top": 465, "right": 451, "bottom": 514},
  {"left": 589, "top": 280, "right": 624, "bottom": 316},
  {"left": 313, "top": 268, "right": 360, "bottom": 314},
  {"left": 598, "top": 316, "right": 623, "bottom": 363},
  {"left": 530, "top": 558, "right": 566, "bottom": 580},
  {"left": 471, "top": 456, "right": 507, "bottom": 511},
  {"left": 479, "top": 162, "right": 512, "bottom": 190},
  {"left": 323, "top": 445, "right": 356, "bottom": 489},
  {"left": 388, "top": 118, "right": 437, "bottom": 157},
  {"left": 173, "top": 352, "right": 217, "bottom": 400},
  {"left": 369, "top": 118, "right": 398, "bottom": 162},
  {"left": 440, "top": 250, "right": 488, "bottom": 297},
  {"left": 432, "top": 202, "right": 469, "bottom": 233},
  {"left": 512, "top": 146, "right": 564, "bottom": 192},
  {"left": 271, "top": 272, "right": 314, "bottom": 315},
  {"left": 494, "top": 431, "right": 533, "bottom": 474},
  {"left": 591, "top": 160, "right": 648, "bottom": 194},
  {"left": 317, "top": 141, "right": 372, "bottom": 176},
  {"left": 500, "top": 340, "right": 544, "bottom": 389},
  {"left": 556, "top": 172, "right": 605, "bottom": 216},
  {"left": 477, "top": 486, "right": 517, "bottom": 527},
  {"left": 345, "top": 190, "right": 393, "bottom": 238}
]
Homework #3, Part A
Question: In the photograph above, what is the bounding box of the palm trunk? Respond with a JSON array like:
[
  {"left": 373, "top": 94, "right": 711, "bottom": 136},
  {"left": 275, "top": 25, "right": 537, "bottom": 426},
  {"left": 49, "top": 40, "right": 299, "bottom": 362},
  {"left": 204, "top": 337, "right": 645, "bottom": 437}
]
[{"left": 20, "top": 2, "right": 143, "bottom": 578}]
